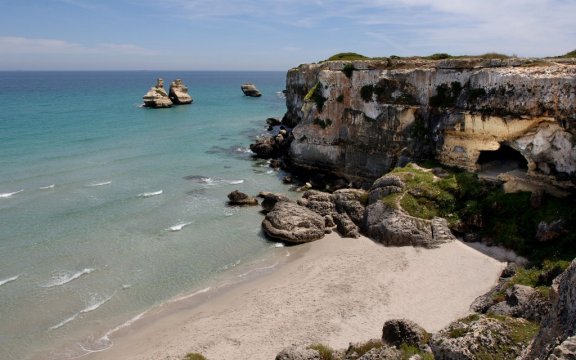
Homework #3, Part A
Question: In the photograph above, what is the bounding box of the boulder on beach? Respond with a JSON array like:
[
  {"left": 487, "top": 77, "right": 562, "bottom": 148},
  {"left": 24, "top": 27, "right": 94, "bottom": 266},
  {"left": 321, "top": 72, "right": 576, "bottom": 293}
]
[
  {"left": 168, "top": 79, "right": 193, "bottom": 104},
  {"left": 227, "top": 190, "right": 259, "bottom": 206},
  {"left": 241, "top": 83, "right": 262, "bottom": 97},
  {"left": 262, "top": 201, "right": 326, "bottom": 243},
  {"left": 142, "top": 78, "right": 173, "bottom": 108}
]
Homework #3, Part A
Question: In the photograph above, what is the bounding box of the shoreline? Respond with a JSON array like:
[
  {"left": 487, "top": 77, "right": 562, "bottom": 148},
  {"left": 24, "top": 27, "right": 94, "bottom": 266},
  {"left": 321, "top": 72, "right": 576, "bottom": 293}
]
[{"left": 80, "top": 233, "right": 505, "bottom": 360}]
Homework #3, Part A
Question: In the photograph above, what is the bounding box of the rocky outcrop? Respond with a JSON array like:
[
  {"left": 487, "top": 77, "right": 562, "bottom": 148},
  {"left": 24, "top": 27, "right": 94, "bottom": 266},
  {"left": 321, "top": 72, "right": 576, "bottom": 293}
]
[
  {"left": 487, "top": 284, "right": 550, "bottom": 323},
  {"left": 142, "top": 78, "right": 173, "bottom": 108},
  {"left": 258, "top": 191, "right": 292, "bottom": 212},
  {"left": 250, "top": 129, "right": 291, "bottom": 159},
  {"left": 284, "top": 58, "right": 576, "bottom": 187},
  {"left": 431, "top": 314, "right": 538, "bottom": 360},
  {"left": 227, "top": 190, "right": 259, "bottom": 206},
  {"left": 262, "top": 201, "right": 326, "bottom": 243},
  {"left": 363, "top": 201, "right": 435, "bottom": 248},
  {"left": 168, "top": 79, "right": 193, "bottom": 104},
  {"left": 241, "top": 83, "right": 262, "bottom": 97},
  {"left": 525, "top": 259, "right": 576, "bottom": 359}
]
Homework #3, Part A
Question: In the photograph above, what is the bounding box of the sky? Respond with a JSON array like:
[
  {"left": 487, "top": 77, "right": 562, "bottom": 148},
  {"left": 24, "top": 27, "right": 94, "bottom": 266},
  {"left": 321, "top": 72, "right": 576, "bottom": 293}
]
[{"left": 0, "top": 0, "right": 574, "bottom": 71}]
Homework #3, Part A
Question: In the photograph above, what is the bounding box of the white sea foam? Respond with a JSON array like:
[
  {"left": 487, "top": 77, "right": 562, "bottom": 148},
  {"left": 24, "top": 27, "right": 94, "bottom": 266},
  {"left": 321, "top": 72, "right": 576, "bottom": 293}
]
[
  {"left": 168, "top": 222, "right": 192, "bottom": 232},
  {"left": 171, "top": 287, "right": 212, "bottom": 303},
  {"left": 86, "top": 181, "right": 111, "bottom": 187},
  {"left": 235, "top": 147, "right": 254, "bottom": 154},
  {"left": 237, "top": 261, "right": 279, "bottom": 278},
  {"left": 0, "top": 274, "right": 20, "bottom": 287},
  {"left": 80, "top": 294, "right": 114, "bottom": 314},
  {"left": 138, "top": 190, "right": 163, "bottom": 198},
  {"left": 274, "top": 242, "right": 285, "bottom": 248},
  {"left": 41, "top": 268, "right": 95, "bottom": 288},
  {"left": 39, "top": 184, "right": 55, "bottom": 190},
  {"left": 227, "top": 179, "right": 244, "bottom": 185},
  {"left": 50, "top": 293, "right": 114, "bottom": 331},
  {"left": 50, "top": 313, "right": 79, "bottom": 330},
  {"left": 266, "top": 170, "right": 274, "bottom": 174},
  {"left": 0, "top": 190, "right": 24, "bottom": 198}
]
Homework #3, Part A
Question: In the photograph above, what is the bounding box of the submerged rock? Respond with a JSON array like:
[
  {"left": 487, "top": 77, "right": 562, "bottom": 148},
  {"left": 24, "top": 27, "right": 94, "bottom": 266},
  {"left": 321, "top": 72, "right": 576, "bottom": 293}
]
[
  {"left": 262, "top": 201, "right": 325, "bottom": 243},
  {"left": 227, "top": 190, "right": 258, "bottom": 206},
  {"left": 142, "top": 78, "right": 173, "bottom": 108},
  {"left": 241, "top": 82, "right": 262, "bottom": 97},
  {"left": 168, "top": 79, "right": 193, "bottom": 104}
]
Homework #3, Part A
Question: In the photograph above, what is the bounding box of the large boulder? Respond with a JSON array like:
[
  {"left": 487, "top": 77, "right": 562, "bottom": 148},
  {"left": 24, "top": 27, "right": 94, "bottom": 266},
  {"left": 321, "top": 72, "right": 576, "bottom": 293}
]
[
  {"left": 142, "top": 78, "right": 173, "bottom": 108},
  {"left": 333, "top": 189, "right": 367, "bottom": 226},
  {"left": 262, "top": 202, "right": 326, "bottom": 243},
  {"left": 363, "top": 202, "right": 435, "bottom": 248},
  {"left": 241, "top": 83, "right": 262, "bottom": 97},
  {"left": 168, "top": 79, "right": 193, "bottom": 104},
  {"left": 548, "top": 336, "right": 576, "bottom": 360},
  {"left": 525, "top": 259, "right": 576, "bottom": 359},
  {"left": 382, "top": 319, "right": 429, "bottom": 349},
  {"left": 487, "top": 284, "right": 550, "bottom": 322},
  {"left": 227, "top": 190, "right": 258, "bottom": 206}
]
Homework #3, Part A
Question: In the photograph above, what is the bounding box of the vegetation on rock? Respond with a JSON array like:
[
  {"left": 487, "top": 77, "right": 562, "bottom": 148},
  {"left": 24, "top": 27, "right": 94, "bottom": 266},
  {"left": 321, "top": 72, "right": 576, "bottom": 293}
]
[
  {"left": 429, "top": 81, "right": 463, "bottom": 107},
  {"left": 305, "top": 82, "right": 327, "bottom": 112},
  {"left": 183, "top": 353, "right": 207, "bottom": 360},
  {"left": 561, "top": 49, "right": 576, "bottom": 58},
  {"left": 308, "top": 343, "right": 335, "bottom": 360},
  {"left": 327, "top": 52, "right": 369, "bottom": 61},
  {"left": 341, "top": 63, "right": 355, "bottom": 78}
]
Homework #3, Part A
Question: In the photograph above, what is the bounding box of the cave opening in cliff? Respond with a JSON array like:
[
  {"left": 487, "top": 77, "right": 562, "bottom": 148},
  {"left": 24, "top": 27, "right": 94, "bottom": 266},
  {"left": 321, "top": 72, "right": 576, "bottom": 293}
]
[{"left": 476, "top": 144, "right": 528, "bottom": 174}]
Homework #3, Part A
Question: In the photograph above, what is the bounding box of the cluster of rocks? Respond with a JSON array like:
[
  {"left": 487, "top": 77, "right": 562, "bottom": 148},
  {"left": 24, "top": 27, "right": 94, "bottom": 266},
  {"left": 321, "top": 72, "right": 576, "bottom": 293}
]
[
  {"left": 275, "top": 258, "right": 576, "bottom": 360},
  {"left": 142, "top": 78, "right": 193, "bottom": 108}
]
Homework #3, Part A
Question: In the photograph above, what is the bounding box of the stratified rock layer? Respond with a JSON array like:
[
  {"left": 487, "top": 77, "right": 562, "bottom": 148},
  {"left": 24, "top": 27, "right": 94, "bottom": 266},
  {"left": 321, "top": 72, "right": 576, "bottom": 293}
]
[
  {"left": 168, "top": 79, "right": 193, "bottom": 104},
  {"left": 241, "top": 83, "right": 262, "bottom": 97},
  {"left": 142, "top": 78, "right": 173, "bottom": 108},
  {"left": 284, "top": 58, "right": 576, "bottom": 185}
]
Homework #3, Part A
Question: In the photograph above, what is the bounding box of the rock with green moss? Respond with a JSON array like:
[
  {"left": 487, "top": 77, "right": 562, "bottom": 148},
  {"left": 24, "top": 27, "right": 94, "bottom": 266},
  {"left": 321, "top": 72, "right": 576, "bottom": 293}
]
[{"left": 431, "top": 314, "right": 539, "bottom": 359}]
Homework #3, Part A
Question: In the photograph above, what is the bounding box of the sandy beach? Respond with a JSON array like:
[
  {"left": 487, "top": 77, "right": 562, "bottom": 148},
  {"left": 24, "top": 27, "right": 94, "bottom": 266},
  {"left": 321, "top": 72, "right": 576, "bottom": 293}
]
[{"left": 84, "top": 234, "right": 505, "bottom": 360}]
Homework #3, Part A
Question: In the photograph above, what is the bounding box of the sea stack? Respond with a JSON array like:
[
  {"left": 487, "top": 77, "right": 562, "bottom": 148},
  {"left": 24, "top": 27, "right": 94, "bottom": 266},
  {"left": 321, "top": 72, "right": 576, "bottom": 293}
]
[
  {"left": 168, "top": 79, "right": 193, "bottom": 104},
  {"left": 241, "top": 83, "right": 262, "bottom": 97},
  {"left": 142, "top": 78, "right": 173, "bottom": 108}
]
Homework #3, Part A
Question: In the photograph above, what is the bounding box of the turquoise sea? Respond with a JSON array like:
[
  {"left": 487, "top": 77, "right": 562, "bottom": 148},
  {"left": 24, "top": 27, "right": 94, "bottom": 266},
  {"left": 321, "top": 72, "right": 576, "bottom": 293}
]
[{"left": 0, "top": 71, "right": 291, "bottom": 359}]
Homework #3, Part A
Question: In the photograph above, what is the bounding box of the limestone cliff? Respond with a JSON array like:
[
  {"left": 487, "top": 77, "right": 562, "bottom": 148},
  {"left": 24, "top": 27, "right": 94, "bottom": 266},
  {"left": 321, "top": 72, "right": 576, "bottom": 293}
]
[{"left": 284, "top": 58, "right": 576, "bottom": 187}]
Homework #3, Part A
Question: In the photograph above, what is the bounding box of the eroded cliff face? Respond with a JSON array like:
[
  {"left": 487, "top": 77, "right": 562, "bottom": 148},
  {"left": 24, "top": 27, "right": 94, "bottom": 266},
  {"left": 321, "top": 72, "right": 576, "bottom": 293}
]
[{"left": 284, "top": 58, "right": 576, "bottom": 186}]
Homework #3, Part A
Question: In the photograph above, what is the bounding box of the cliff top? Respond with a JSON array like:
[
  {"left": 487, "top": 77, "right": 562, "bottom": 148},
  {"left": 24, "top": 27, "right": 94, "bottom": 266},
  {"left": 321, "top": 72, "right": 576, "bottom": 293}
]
[{"left": 292, "top": 56, "right": 576, "bottom": 78}]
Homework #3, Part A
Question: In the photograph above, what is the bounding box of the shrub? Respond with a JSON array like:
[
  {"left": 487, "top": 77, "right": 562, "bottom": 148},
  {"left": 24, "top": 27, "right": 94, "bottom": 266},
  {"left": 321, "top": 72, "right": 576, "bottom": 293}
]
[
  {"left": 425, "top": 53, "right": 452, "bottom": 60},
  {"left": 399, "top": 344, "right": 434, "bottom": 360},
  {"left": 562, "top": 49, "right": 576, "bottom": 58},
  {"left": 183, "top": 353, "right": 207, "bottom": 360},
  {"left": 327, "top": 52, "right": 368, "bottom": 61},
  {"left": 336, "top": 94, "right": 344, "bottom": 103},
  {"left": 478, "top": 52, "right": 510, "bottom": 59},
  {"left": 305, "top": 82, "right": 327, "bottom": 112},
  {"left": 347, "top": 339, "right": 383, "bottom": 357},
  {"left": 308, "top": 343, "right": 335, "bottom": 360}
]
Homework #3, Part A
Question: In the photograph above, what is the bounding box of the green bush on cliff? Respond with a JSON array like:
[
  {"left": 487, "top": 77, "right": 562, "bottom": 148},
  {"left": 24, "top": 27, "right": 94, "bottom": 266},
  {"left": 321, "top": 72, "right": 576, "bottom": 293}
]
[
  {"left": 305, "top": 82, "right": 327, "bottom": 112},
  {"left": 342, "top": 63, "right": 355, "bottom": 78},
  {"left": 562, "top": 49, "right": 576, "bottom": 58},
  {"left": 327, "top": 52, "right": 369, "bottom": 61}
]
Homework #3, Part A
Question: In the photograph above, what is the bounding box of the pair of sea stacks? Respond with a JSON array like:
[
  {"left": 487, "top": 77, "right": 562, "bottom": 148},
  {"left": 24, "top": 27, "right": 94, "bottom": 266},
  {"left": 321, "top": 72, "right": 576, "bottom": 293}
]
[{"left": 142, "top": 78, "right": 193, "bottom": 108}]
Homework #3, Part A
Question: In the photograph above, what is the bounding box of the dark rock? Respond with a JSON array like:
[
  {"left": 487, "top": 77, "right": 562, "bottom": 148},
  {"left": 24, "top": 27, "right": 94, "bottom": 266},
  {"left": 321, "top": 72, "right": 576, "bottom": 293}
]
[
  {"left": 258, "top": 191, "right": 291, "bottom": 212},
  {"left": 250, "top": 136, "right": 277, "bottom": 158},
  {"left": 270, "top": 159, "right": 283, "bottom": 169},
  {"left": 530, "top": 189, "right": 544, "bottom": 208},
  {"left": 262, "top": 202, "right": 326, "bottom": 243},
  {"left": 463, "top": 233, "right": 481, "bottom": 243},
  {"left": 275, "top": 345, "right": 321, "bottom": 360},
  {"left": 333, "top": 189, "right": 367, "bottom": 226},
  {"left": 227, "top": 190, "right": 259, "bottom": 206},
  {"left": 333, "top": 213, "right": 360, "bottom": 238},
  {"left": 267, "top": 117, "right": 282, "bottom": 126},
  {"left": 382, "top": 319, "right": 428, "bottom": 348},
  {"left": 324, "top": 215, "right": 336, "bottom": 228},
  {"left": 301, "top": 190, "right": 336, "bottom": 217},
  {"left": 536, "top": 219, "right": 566, "bottom": 242},
  {"left": 363, "top": 202, "right": 435, "bottom": 248},
  {"left": 501, "top": 262, "right": 519, "bottom": 278},
  {"left": 241, "top": 83, "right": 262, "bottom": 97},
  {"left": 283, "top": 176, "right": 294, "bottom": 184}
]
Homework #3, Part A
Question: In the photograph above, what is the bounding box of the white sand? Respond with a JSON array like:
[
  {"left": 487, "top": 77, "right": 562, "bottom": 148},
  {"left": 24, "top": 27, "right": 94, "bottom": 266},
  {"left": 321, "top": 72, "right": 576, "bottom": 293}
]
[{"left": 84, "top": 234, "right": 505, "bottom": 360}]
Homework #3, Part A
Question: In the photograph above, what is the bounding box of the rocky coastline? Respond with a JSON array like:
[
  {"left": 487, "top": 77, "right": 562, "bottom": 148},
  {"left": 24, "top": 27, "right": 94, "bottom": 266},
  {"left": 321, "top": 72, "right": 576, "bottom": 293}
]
[{"left": 234, "top": 56, "right": 576, "bottom": 360}]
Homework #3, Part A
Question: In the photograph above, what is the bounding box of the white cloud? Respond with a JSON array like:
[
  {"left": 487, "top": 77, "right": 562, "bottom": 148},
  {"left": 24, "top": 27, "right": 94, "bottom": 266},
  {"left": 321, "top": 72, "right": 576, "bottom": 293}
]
[{"left": 0, "top": 36, "right": 159, "bottom": 56}]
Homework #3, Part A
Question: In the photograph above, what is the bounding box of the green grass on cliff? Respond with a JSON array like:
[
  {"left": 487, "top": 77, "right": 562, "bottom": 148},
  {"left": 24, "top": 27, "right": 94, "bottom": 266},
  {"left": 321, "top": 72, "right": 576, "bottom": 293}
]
[
  {"left": 561, "top": 49, "right": 576, "bottom": 58},
  {"left": 326, "top": 52, "right": 369, "bottom": 61},
  {"left": 382, "top": 163, "right": 576, "bottom": 265}
]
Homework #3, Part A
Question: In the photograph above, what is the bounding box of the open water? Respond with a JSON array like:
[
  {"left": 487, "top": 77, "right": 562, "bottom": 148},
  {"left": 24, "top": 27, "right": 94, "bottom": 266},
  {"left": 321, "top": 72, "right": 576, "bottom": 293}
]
[{"left": 0, "top": 71, "right": 290, "bottom": 359}]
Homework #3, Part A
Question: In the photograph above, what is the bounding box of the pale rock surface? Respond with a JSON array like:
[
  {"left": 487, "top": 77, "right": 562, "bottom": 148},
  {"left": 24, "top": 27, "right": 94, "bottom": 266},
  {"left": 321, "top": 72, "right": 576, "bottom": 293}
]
[
  {"left": 168, "top": 79, "right": 193, "bottom": 104},
  {"left": 262, "top": 201, "right": 326, "bottom": 243},
  {"left": 142, "top": 78, "right": 173, "bottom": 108}
]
